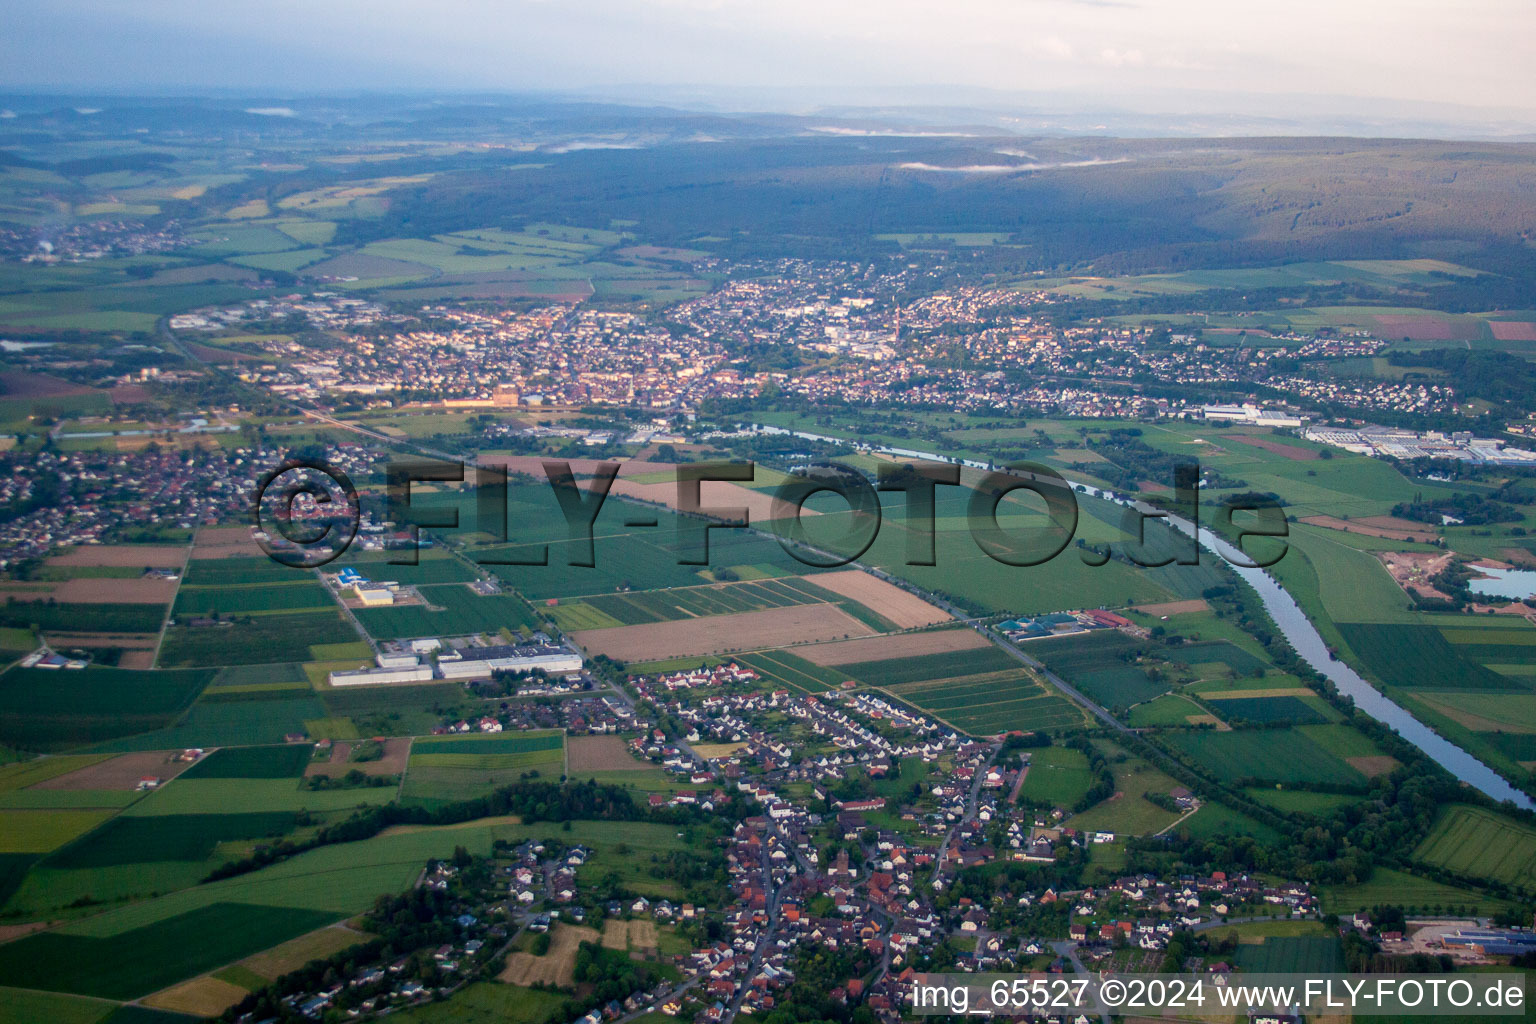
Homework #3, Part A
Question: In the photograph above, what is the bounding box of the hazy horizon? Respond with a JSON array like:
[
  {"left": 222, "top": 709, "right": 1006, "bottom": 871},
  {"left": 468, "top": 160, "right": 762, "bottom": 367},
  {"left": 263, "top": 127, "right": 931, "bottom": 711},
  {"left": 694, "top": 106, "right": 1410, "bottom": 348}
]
[{"left": 3, "top": 0, "right": 1534, "bottom": 131}]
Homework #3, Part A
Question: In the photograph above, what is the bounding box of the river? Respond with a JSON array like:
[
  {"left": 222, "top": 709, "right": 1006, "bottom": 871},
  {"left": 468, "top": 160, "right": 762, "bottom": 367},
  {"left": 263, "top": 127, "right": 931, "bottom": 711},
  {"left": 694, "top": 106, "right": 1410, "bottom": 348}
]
[{"left": 735, "top": 423, "right": 1535, "bottom": 809}]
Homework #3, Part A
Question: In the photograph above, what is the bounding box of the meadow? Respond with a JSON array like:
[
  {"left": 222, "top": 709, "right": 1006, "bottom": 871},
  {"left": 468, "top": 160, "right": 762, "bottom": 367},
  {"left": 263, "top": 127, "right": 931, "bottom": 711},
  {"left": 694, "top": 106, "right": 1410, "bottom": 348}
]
[
  {"left": 85, "top": 694, "right": 331, "bottom": 752},
  {"left": 1017, "top": 746, "right": 1092, "bottom": 806},
  {"left": 47, "top": 811, "right": 300, "bottom": 868},
  {"left": 1065, "top": 742, "right": 1185, "bottom": 835},
  {"left": 1232, "top": 935, "right": 1344, "bottom": 973}
]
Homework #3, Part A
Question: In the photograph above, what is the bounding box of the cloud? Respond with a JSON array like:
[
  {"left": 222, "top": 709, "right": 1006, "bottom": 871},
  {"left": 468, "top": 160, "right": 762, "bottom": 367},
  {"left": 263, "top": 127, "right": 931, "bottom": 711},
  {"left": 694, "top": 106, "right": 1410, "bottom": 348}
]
[{"left": 1098, "top": 47, "right": 1146, "bottom": 67}]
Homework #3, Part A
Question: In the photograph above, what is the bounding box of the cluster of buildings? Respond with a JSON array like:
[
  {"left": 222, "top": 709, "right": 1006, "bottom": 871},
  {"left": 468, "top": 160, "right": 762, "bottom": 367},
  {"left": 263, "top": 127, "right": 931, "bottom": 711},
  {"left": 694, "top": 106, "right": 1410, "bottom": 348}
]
[
  {"left": 1303, "top": 426, "right": 1536, "bottom": 465},
  {"left": 5, "top": 218, "right": 186, "bottom": 263},
  {"left": 997, "top": 609, "right": 1133, "bottom": 643},
  {"left": 0, "top": 444, "right": 351, "bottom": 569},
  {"left": 327, "top": 635, "right": 584, "bottom": 687},
  {"left": 167, "top": 292, "right": 400, "bottom": 334},
  {"left": 438, "top": 694, "right": 637, "bottom": 737},
  {"left": 158, "top": 257, "right": 1446, "bottom": 426}
]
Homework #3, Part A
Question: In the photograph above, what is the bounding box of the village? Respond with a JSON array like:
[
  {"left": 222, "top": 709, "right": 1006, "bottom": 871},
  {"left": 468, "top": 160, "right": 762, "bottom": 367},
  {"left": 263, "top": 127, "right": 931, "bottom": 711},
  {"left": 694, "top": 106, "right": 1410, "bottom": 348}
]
[{"left": 232, "top": 659, "right": 1357, "bottom": 1024}]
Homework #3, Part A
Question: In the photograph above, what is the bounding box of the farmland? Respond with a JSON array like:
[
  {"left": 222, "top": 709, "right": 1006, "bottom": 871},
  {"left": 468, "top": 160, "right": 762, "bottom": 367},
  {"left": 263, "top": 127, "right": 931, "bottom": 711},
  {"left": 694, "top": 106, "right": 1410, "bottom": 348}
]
[
  {"left": 1322, "top": 867, "right": 1511, "bottom": 915},
  {"left": 867, "top": 643, "right": 1088, "bottom": 735},
  {"left": 795, "top": 627, "right": 990, "bottom": 666},
  {"left": 0, "top": 902, "right": 340, "bottom": 999},
  {"left": 352, "top": 584, "right": 542, "bottom": 641},
  {"left": 1412, "top": 805, "right": 1536, "bottom": 892},
  {"left": 9, "top": 107, "right": 1536, "bottom": 1014},
  {"left": 1233, "top": 935, "right": 1344, "bottom": 973},
  {"left": 179, "top": 744, "right": 312, "bottom": 779},
  {"left": 1162, "top": 728, "right": 1367, "bottom": 787},
  {"left": 735, "top": 650, "right": 847, "bottom": 694},
  {"left": 172, "top": 579, "right": 335, "bottom": 616},
  {"left": 0, "top": 666, "right": 214, "bottom": 751},
  {"left": 1028, "top": 631, "right": 1169, "bottom": 709},
  {"left": 551, "top": 576, "right": 836, "bottom": 629},
  {"left": 158, "top": 610, "right": 358, "bottom": 667},
  {"left": 402, "top": 730, "right": 564, "bottom": 805},
  {"left": 571, "top": 603, "right": 871, "bottom": 662}
]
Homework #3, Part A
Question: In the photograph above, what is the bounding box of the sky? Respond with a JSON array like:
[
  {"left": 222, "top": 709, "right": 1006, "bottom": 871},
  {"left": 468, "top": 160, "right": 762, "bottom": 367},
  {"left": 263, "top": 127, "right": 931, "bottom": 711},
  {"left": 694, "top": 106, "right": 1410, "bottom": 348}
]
[{"left": 3, "top": 0, "right": 1535, "bottom": 120}]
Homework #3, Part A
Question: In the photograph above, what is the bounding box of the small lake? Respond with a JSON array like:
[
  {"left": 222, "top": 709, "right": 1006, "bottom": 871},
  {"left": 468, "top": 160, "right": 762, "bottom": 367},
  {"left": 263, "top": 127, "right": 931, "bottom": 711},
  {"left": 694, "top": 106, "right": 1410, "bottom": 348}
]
[{"left": 1468, "top": 566, "right": 1536, "bottom": 600}]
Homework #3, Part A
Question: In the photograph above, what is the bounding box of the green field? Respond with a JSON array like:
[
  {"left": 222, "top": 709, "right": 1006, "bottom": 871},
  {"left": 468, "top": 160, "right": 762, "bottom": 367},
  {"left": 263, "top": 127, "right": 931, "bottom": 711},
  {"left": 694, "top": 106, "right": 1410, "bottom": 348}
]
[
  {"left": 0, "top": 902, "right": 339, "bottom": 999},
  {"left": 179, "top": 744, "right": 312, "bottom": 779},
  {"left": 1163, "top": 728, "right": 1366, "bottom": 787},
  {"left": 352, "top": 584, "right": 541, "bottom": 640},
  {"left": 1065, "top": 745, "right": 1186, "bottom": 836},
  {"left": 402, "top": 730, "right": 564, "bottom": 804},
  {"left": 0, "top": 987, "right": 115, "bottom": 1024},
  {"left": 0, "top": 666, "right": 214, "bottom": 751},
  {"left": 839, "top": 647, "right": 1018, "bottom": 686},
  {"left": 182, "top": 558, "right": 310, "bottom": 587},
  {"left": 47, "top": 811, "right": 299, "bottom": 867},
  {"left": 1413, "top": 805, "right": 1536, "bottom": 891},
  {"left": 159, "top": 611, "right": 358, "bottom": 668},
  {"left": 737, "top": 650, "right": 847, "bottom": 694},
  {"left": 1233, "top": 935, "right": 1344, "bottom": 973},
  {"left": 0, "top": 602, "right": 165, "bottom": 634},
  {"left": 1160, "top": 641, "right": 1270, "bottom": 676},
  {"left": 1339, "top": 623, "right": 1516, "bottom": 691},
  {"left": 0, "top": 808, "right": 118, "bottom": 854},
  {"left": 125, "top": 777, "right": 395, "bottom": 816},
  {"left": 1210, "top": 695, "right": 1331, "bottom": 725},
  {"left": 409, "top": 731, "right": 562, "bottom": 756},
  {"left": 391, "top": 982, "right": 570, "bottom": 1024},
  {"left": 1071, "top": 666, "right": 1167, "bottom": 709},
  {"left": 1017, "top": 746, "right": 1092, "bottom": 806},
  {"left": 1127, "top": 694, "right": 1209, "bottom": 727},
  {"left": 568, "top": 577, "right": 829, "bottom": 626},
  {"left": 885, "top": 668, "right": 1085, "bottom": 735},
  {"left": 173, "top": 580, "right": 335, "bottom": 616},
  {"left": 1323, "top": 866, "right": 1511, "bottom": 915},
  {"left": 1177, "top": 802, "right": 1282, "bottom": 844},
  {"left": 85, "top": 694, "right": 331, "bottom": 752}
]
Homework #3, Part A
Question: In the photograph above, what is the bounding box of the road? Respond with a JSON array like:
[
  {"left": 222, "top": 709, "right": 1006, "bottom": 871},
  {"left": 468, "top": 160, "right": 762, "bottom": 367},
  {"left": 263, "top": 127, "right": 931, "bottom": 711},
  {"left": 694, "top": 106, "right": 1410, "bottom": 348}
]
[
  {"left": 1049, "top": 941, "right": 1112, "bottom": 1024},
  {"left": 929, "top": 740, "right": 1001, "bottom": 886},
  {"left": 723, "top": 829, "right": 786, "bottom": 1024}
]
